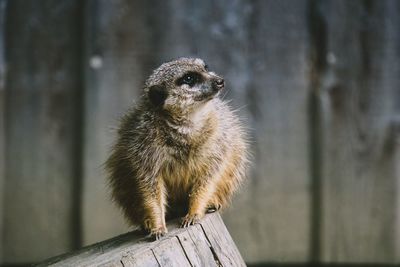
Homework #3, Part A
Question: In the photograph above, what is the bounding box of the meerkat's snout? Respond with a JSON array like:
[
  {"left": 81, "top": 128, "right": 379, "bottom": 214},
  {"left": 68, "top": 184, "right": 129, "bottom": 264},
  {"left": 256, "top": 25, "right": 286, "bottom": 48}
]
[
  {"left": 193, "top": 73, "right": 224, "bottom": 102},
  {"left": 213, "top": 77, "right": 225, "bottom": 91}
]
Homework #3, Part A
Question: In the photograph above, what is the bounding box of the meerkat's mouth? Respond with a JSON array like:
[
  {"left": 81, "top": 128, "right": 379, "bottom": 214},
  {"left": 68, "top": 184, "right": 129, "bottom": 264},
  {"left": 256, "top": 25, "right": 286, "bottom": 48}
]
[{"left": 194, "top": 89, "right": 220, "bottom": 102}]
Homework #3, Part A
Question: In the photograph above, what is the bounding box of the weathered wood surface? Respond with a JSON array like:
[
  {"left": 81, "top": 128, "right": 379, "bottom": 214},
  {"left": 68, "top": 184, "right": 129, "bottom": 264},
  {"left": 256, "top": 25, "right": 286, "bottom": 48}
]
[
  {"left": 313, "top": 0, "right": 400, "bottom": 262},
  {"left": 37, "top": 213, "right": 245, "bottom": 267},
  {"left": 3, "top": 0, "right": 83, "bottom": 262}
]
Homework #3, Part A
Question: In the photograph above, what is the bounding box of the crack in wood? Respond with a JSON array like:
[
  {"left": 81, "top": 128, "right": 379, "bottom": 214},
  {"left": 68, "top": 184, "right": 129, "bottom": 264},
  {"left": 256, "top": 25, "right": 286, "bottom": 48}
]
[
  {"left": 199, "top": 223, "right": 223, "bottom": 267},
  {"left": 176, "top": 235, "right": 194, "bottom": 267},
  {"left": 151, "top": 248, "right": 162, "bottom": 267}
]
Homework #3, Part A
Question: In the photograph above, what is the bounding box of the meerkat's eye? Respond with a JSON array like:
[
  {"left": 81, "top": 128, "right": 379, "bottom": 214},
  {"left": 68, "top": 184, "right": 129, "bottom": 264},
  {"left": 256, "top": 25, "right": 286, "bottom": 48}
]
[
  {"left": 177, "top": 72, "right": 201, "bottom": 87},
  {"left": 204, "top": 64, "right": 209, "bottom": 71},
  {"left": 182, "top": 73, "right": 197, "bottom": 86}
]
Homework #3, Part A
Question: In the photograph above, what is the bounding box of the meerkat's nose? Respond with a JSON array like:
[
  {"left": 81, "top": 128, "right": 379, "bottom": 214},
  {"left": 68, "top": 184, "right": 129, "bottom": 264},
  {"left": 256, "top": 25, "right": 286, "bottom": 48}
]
[{"left": 214, "top": 78, "right": 225, "bottom": 90}]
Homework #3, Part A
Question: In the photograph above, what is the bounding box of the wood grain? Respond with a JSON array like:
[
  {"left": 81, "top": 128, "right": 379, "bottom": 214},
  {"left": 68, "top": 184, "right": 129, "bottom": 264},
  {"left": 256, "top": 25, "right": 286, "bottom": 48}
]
[
  {"left": 176, "top": 225, "right": 218, "bottom": 267},
  {"left": 37, "top": 213, "right": 245, "bottom": 267}
]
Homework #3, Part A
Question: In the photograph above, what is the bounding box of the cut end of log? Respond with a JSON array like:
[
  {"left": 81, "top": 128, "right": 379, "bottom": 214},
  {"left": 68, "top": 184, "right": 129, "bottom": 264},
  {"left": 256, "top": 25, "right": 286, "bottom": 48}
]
[{"left": 37, "top": 213, "right": 246, "bottom": 267}]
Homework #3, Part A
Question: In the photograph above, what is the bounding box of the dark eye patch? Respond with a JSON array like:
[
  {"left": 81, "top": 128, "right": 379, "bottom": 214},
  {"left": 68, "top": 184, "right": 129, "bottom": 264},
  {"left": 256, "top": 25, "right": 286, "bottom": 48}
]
[
  {"left": 176, "top": 72, "right": 202, "bottom": 87},
  {"left": 204, "top": 64, "right": 209, "bottom": 71}
]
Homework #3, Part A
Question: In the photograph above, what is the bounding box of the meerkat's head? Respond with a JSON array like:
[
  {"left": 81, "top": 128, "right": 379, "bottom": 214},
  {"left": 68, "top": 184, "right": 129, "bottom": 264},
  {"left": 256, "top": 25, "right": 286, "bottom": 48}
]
[{"left": 144, "top": 58, "right": 224, "bottom": 115}]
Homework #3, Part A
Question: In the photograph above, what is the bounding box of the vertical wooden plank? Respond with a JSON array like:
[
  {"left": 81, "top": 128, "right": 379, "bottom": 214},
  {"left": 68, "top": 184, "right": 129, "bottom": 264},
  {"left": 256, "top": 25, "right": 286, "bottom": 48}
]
[
  {"left": 3, "top": 0, "right": 83, "bottom": 262},
  {"left": 222, "top": 1, "right": 311, "bottom": 262},
  {"left": 82, "top": 0, "right": 155, "bottom": 244},
  {"left": 314, "top": 0, "right": 400, "bottom": 262},
  {"left": 0, "top": 0, "right": 6, "bottom": 263}
]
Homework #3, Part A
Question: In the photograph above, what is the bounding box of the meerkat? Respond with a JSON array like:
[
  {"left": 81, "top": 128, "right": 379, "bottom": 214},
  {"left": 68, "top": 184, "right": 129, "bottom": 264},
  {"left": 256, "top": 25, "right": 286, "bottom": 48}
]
[{"left": 105, "top": 57, "right": 249, "bottom": 239}]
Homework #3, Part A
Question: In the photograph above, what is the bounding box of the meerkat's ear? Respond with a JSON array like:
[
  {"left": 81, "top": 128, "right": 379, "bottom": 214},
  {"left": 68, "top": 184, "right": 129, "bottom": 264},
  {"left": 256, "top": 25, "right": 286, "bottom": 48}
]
[{"left": 148, "top": 84, "right": 168, "bottom": 107}]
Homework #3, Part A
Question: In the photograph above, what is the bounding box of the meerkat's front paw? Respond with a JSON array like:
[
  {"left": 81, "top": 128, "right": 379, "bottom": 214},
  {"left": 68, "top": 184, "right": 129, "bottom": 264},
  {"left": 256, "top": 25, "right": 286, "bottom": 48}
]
[
  {"left": 181, "top": 213, "right": 202, "bottom": 228},
  {"left": 143, "top": 219, "right": 168, "bottom": 240},
  {"left": 149, "top": 225, "right": 168, "bottom": 240}
]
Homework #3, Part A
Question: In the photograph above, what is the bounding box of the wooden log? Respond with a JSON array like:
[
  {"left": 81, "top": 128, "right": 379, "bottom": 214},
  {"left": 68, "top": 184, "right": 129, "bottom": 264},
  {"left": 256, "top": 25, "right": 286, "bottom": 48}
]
[{"left": 37, "top": 213, "right": 246, "bottom": 267}]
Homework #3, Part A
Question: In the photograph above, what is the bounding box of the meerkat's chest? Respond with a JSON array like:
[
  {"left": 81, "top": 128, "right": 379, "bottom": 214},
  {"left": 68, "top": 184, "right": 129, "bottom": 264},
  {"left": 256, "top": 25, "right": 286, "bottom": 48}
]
[
  {"left": 162, "top": 147, "right": 200, "bottom": 186},
  {"left": 159, "top": 120, "right": 220, "bottom": 194},
  {"left": 161, "top": 141, "right": 211, "bottom": 197}
]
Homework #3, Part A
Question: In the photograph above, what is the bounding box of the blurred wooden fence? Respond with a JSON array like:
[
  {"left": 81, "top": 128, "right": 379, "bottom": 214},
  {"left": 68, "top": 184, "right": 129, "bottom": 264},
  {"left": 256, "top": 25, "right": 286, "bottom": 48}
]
[{"left": 1, "top": 0, "right": 399, "bottom": 265}]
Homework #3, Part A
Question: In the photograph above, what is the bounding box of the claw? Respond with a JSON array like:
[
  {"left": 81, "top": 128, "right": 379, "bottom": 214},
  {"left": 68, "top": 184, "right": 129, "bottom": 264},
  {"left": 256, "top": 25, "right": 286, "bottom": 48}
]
[
  {"left": 181, "top": 214, "right": 201, "bottom": 228},
  {"left": 148, "top": 226, "right": 168, "bottom": 240}
]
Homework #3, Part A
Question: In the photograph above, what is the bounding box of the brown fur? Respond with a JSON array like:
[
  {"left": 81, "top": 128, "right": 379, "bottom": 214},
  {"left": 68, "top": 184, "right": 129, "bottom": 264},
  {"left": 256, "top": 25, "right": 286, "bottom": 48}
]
[{"left": 105, "top": 58, "right": 249, "bottom": 238}]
